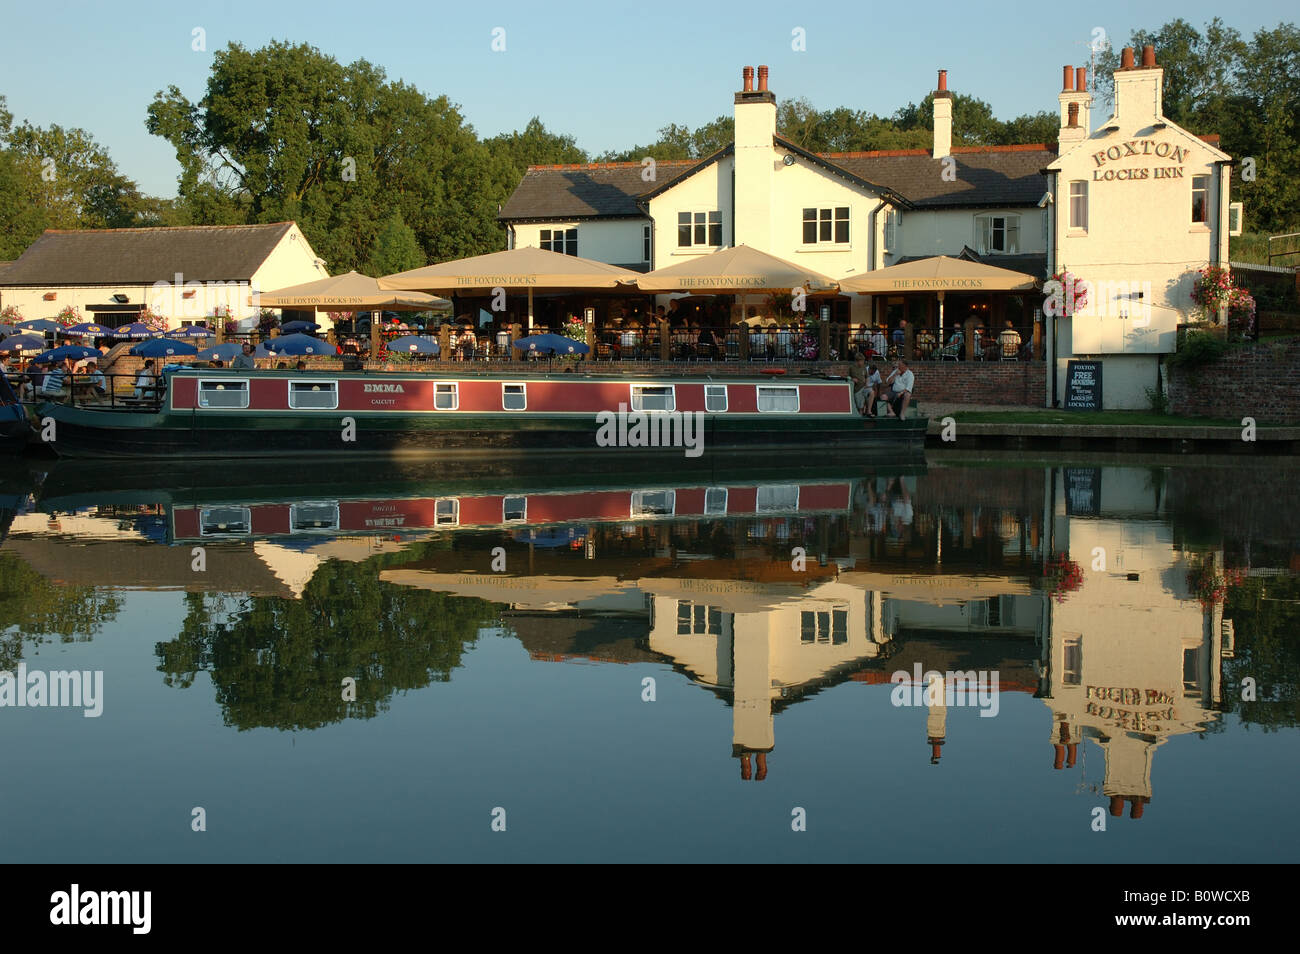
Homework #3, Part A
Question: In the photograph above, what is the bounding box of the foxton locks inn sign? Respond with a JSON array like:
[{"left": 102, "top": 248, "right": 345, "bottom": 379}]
[{"left": 1091, "top": 139, "right": 1190, "bottom": 182}]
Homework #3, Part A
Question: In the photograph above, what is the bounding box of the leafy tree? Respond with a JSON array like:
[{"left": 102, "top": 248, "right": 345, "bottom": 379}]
[
  {"left": 365, "top": 210, "right": 425, "bottom": 276},
  {"left": 155, "top": 557, "right": 498, "bottom": 730},
  {"left": 147, "top": 40, "right": 505, "bottom": 271}
]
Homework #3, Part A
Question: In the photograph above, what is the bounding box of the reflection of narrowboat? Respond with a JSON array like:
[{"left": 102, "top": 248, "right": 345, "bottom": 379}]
[
  {"left": 35, "top": 367, "right": 925, "bottom": 458},
  {"left": 0, "top": 372, "right": 31, "bottom": 453},
  {"left": 168, "top": 480, "right": 856, "bottom": 543}
]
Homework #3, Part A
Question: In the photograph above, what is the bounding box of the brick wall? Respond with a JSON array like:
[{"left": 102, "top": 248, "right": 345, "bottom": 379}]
[{"left": 1168, "top": 339, "right": 1300, "bottom": 424}]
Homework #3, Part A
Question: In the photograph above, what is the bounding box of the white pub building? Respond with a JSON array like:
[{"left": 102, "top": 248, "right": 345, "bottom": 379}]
[{"left": 501, "top": 48, "right": 1235, "bottom": 410}]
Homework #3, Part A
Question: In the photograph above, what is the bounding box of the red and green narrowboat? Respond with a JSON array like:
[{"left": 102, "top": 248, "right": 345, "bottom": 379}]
[{"left": 34, "top": 367, "right": 925, "bottom": 458}]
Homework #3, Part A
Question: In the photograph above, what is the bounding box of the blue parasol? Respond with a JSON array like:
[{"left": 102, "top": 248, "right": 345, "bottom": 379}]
[
  {"left": 131, "top": 339, "right": 198, "bottom": 358},
  {"left": 279, "top": 320, "right": 320, "bottom": 334},
  {"left": 32, "top": 344, "right": 102, "bottom": 364},
  {"left": 262, "top": 333, "right": 333, "bottom": 356},
  {"left": 163, "top": 325, "right": 215, "bottom": 339},
  {"left": 112, "top": 322, "right": 155, "bottom": 339},
  {"left": 512, "top": 333, "right": 590, "bottom": 355},
  {"left": 60, "top": 322, "right": 116, "bottom": 337},
  {"left": 195, "top": 342, "right": 245, "bottom": 361},
  {"left": 385, "top": 335, "right": 440, "bottom": 355},
  {"left": 0, "top": 333, "right": 48, "bottom": 353},
  {"left": 16, "top": 319, "right": 61, "bottom": 333}
]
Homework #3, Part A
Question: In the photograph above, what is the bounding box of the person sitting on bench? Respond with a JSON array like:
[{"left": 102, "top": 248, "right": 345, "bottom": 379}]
[
  {"left": 36, "top": 357, "right": 73, "bottom": 399},
  {"left": 883, "top": 358, "right": 914, "bottom": 419}
]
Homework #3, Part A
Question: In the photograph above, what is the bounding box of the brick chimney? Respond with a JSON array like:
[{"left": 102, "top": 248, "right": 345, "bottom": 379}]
[
  {"left": 1112, "top": 44, "right": 1164, "bottom": 126},
  {"left": 932, "top": 69, "right": 952, "bottom": 159},
  {"left": 1058, "top": 65, "right": 1091, "bottom": 145},
  {"left": 734, "top": 64, "right": 777, "bottom": 249}
]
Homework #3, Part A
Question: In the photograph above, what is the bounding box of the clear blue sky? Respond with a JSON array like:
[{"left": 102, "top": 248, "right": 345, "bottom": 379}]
[{"left": 1, "top": 0, "right": 1292, "bottom": 198}]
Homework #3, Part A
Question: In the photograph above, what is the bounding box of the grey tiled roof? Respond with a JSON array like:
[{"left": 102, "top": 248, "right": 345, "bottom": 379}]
[
  {"left": 500, "top": 143, "right": 1057, "bottom": 220},
  {"left": 0, "top": 223, "right": 297, "bottom": 286},
  {"left": 826, "top": 146, "right": 1056, "bottom": 208}
]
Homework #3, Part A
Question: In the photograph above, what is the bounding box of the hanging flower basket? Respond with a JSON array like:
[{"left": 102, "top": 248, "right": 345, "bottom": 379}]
[
  {"left": 1043, "top": 552, "right": 1084, "bottom": 603},
  {"left": 1043, "top": 270, "right": 1089, "bottom": 318},
  {"left": 1186, "top": 559, "right": 1246, "bottom": 609}
]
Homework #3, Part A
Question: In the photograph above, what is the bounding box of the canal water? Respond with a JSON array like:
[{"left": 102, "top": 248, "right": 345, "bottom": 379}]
[{"left": 0, "top": 452, "right": 1296, "bottom": 863}]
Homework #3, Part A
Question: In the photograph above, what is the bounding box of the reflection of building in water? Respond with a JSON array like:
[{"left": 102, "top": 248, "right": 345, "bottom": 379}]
[{"left": 1040, "top": 467, "right": 1227, "bottom": 820}]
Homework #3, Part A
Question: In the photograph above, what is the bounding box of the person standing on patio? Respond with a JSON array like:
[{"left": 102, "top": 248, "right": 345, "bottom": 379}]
[{"left": 232, "top": 343, "right": 256, "bottom": 370}]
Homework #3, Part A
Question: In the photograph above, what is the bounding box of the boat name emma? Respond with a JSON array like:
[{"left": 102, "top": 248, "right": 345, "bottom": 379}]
[{"left": 363, "top": 384, "right": 406, "bottom": 393}]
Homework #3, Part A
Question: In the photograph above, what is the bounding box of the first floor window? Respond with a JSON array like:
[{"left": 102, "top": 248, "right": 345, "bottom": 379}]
[
  {"left": 975, "top": 214, "right": 1020, "bottom": 253},
  {"left": 678, "top": 211, "right": 722, "bottom": 248},
  {"left": 1191, "top": 175, "right": 1209, "bottom": 224},
  {"left": 540, "top": 227, "right": 577, "bottom": 255},
  {"left": 1069, "top": 181, "right": 1088, "bottom": 230},
  {"left": 803, "top": 206, "right": 850, "bottom": 244},
  {"left": 642, "top": 224, "right": 652, "bottom": 263}
]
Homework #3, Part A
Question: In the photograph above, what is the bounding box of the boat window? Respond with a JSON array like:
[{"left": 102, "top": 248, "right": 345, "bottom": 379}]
[
  {"left": 435, "top": 499, "right": 459, "bottom": 526},
  {"left": 502, "top": 383, "right": 526, "bottom": 410},
  {"left": 704, "top": 385, "right": 728, "bottom": 412},
  {"left": 503, "top": 496, "right": 527, "bottom": 522},
  {"left": 198, "top": 379, "right": 249, "bottom": 409},
  {"left": 631, "top": 385, "right": 675, "bottom": 412},
  {"left": 704, "top": 487, "right": 728, "bottom": 515},
  {"left": 756, "top": 484, "right": 800, "bottom": 512},
  {"left": 631, "top": 490, "right": 675, "bottom": 517},
  {"left": 434, "top": 383, "right": 459, "bottom": 410},
  {"left": 756, "top": 385, "right": 799, "bottom": 412},
  {"left": 199, "top": 506, "right": 251, "bottom": 536},
  {"left": 288, "top": 380, "right": 338, "bottom": 410},
  {"left": 290, "top": 502, "right": 339, "bottom": 531}
]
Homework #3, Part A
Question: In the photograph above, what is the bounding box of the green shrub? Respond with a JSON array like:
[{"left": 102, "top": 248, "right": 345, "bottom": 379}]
[{"left": 1166, "top": 330, "right": 1229, "bottom": 370}]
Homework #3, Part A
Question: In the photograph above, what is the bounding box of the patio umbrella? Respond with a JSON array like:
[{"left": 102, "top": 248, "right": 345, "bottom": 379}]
[
  {"left": 835, "top": 256, "right": 1038, "bottom": 342},
  {"left": 385, "top": 335, "right": 440, "bottom": 355},
  {"left": 131, "top": 339, "right": 198, "bottom": 359},
  {"left": 512, "top": 333, "right": 590, "bottom": 356},
  {"left": 113, "top": 322, "right": 155, "bottom": 339},
  {"left": 60, "top": 322, "right": 116, "bottom": 337},
  {"left": 195, "top": 342, "right": 245, "bottom": 362},
  {"left": 261, "top": 333, "right": 333, "bottom": 356},
  {"left": 633, "top": 244, "right": 839, "bottom": 293},
  {"left": 0, "top": 333, "right": 48, "bottom": 353},
  {"left": 163, "top": 325, "right": 216, "bottom": 339},
  {"left": 16, "top": 319, "right": 61, "bottom": 333},
  {"left": 33, "top": 345, "right": 101, "bottom": 364},
  {"left": 379, "top": 247, "right": 639, "bottom": 329},
  {"left": 279, "top": 320, "right": 321, "bottom": 334}
]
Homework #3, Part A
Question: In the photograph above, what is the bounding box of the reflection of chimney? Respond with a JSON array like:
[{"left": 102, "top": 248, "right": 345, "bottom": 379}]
[
  {"left": 1067, "top": 743, "right": 1078, "bottom": 768},
  {"left": 933, "top": 69, "right": 952, "bottom": 160},
  {"left": 929, "top": 741, "right": 944, "bottom": 764},
  {"left": 1130, "top": 797, "right": 1147, "bottom": 819},
  {"left": 1058, "top": 65, "right": 1091, "bottom": 145},
  {"left": 740, "top": 752, "right": 753, "bottom": 780},
  {"left": 1109, "top": 795, "right": 1125, "bottom": 817},
  {"left": 756, "top": 752, "right": 768, "bottom": 781},
  {"left": 1053, "top": 744, "right": 1066, "bottom": 770}
]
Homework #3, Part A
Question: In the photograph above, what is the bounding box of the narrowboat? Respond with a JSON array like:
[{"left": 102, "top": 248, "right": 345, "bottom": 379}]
[
  {"left": 33, "top": 367, "right": 926, "bottom": 459},
  {"left": 0, "top": 371, "right": 31, "bottom": 453}
]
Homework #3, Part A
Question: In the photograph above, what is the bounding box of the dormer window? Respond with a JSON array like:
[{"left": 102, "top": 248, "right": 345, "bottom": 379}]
[{"left": 975, "top": 214, "right": 1020, "bottom": 254}]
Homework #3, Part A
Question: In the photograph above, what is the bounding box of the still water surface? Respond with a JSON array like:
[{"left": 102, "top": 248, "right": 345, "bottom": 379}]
[{"left": 1, "top": 452, "right": 1296, "bottom": 862}]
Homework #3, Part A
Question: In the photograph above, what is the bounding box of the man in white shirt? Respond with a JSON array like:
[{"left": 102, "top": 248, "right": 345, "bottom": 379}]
[{"left": 884, "top": 358, "right": 914, "bottom": 419}]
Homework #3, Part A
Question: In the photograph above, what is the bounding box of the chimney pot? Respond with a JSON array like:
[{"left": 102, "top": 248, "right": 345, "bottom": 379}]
[
  {"left": 1076, "top": 66, "right": 1087, "bottom": 92},
  {"left": 1121, "top": 46, "right": 1135, "bottom": 69},
  {"left": 937, "top": 69, "right": 947, "bottom": 91},
  {"left": 1067, "top": 102, "right": 1080, "bottom": 127},
  {"left": 1062, "top": 65, "right": 1075, "bottom": 91},
  {"left": 757, "top": 65, "right": 769, "bottom": 91},
  {"left": 742, "top": 66, "right": 754, "bottom": 92},
  {"left": 1141, "top": 44, "right": 1156, "bottom": 67}
]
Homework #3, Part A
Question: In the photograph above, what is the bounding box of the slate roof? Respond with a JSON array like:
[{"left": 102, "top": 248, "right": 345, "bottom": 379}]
[
  {"left": 0, "top": 223, "right": 298, "bottom": 286},
  {"left": 500, "top": 142, "right": 1058, "bottom": 221}
]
